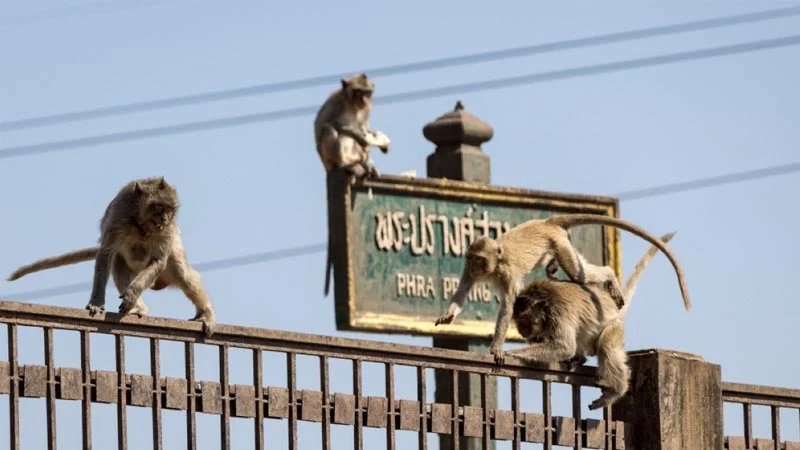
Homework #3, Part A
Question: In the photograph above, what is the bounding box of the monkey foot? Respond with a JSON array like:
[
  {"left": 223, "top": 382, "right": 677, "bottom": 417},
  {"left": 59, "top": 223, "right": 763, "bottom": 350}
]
[
  {"left": 566, "top": 355, "right": 587, "bottom": 370},
  {"left": 86, "top": 304, "right": 105, "bottom": 317},
  {"left": 588, "top": 398, "right": 607, "bottom": 410}
]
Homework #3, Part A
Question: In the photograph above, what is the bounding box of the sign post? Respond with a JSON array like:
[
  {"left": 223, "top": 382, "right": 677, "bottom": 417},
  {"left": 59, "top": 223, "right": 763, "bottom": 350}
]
[{"left": 326, "top": 102, "right": 621, "bottom": 449}]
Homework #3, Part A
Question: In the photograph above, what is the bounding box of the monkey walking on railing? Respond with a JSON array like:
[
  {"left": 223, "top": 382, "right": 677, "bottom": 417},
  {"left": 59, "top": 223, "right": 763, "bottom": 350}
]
[
  {"left": 6, "top": 177, "right": 217, "bottom": 338},
  {"left": 508, "top": 232, "right": 677, "bottom": 410},
  {"left": 433, "top": 213, "right": 691, "bottom": 365},
  {"left": 316, "top": 73, "right": 392, "bottom": 297}
]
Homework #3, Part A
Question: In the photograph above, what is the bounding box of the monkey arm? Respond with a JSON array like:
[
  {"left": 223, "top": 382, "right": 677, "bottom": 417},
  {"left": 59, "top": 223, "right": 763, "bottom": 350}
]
[
  {"left": 336, "top": 124, "right": 372, "bottom": 147},
  {"left": 488, "top": 284, "right": 515, "bottom": 361},
  {"left": 434, "top": 270, "right": 474, "bottom": 325},
  {"left": 504, "top": 328, "right": 577, "bottom": 363},
  {"left": 121, "top": 257, "right": 169, "bottom": 302},
  {"left": 87, "top": 248, "right": 112, "bottom": 312}
]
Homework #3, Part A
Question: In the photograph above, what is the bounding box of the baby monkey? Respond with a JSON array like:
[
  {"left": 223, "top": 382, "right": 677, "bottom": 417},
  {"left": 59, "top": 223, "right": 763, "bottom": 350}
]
[
  {"left": 314, "top": 72, "right": 391, "bottom": 183},
  {"left": 7, "top": 177, "right": 216, "bottom": 337},
  {"left": 434, "top": 213, "right": 690, "bottom": 365},
  {"left": 508, "top": 232, "right": 676, "bottom": 410}
]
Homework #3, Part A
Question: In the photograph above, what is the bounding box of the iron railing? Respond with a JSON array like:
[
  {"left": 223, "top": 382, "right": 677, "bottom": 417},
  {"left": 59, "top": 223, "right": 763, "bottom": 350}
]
[
  {"left": 722, "top": 382, "right": 800, "bottom": 450},
  {"left": 0, "top": 300, "right": 633, "bottom": 450}
]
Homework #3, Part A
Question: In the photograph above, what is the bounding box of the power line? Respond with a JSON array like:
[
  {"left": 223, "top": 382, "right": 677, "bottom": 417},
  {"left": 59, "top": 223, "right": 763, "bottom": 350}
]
[
  {"left": 2, "top": 5, "right": 799, "bottom": 131},
  {"left": 3, "top": 34, "right": 800, "bottom": 161},
  {"left": 3, "top": 160, "right": 798, "bottom": 301}
]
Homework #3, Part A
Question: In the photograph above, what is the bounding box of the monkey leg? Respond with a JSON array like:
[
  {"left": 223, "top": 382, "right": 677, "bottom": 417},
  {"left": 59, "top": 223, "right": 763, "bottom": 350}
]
[
  {"left": 552, "top": 234, "right": 624, "bottom": 306},
  {"left": 588, "top": 322, "right": 629, "bottom": 410},
  {"left": 111, "top": 255, "right": 149, "bottom": 318},
  {"left": 166, "top": 256, "right": 216, "bottom": 338},
  {"left": 87, "top": 248, "right": 112, "bottom": 316}
]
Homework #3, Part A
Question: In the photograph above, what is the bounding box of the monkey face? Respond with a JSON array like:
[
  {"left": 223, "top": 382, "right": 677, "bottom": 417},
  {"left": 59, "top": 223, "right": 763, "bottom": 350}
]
[
  {"left": 133, "top": 177, "right": 180, "bottom": 233},
  {"left": 341, "top": 73, "right": 375, "bottom": 109}
]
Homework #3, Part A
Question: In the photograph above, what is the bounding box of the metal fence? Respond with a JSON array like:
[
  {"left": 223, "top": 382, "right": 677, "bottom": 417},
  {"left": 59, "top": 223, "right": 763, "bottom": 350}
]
[
  {"left": 722, "top": 382, "right": 800, "bottom": 450},
  {"left": 0, "top": 300, "right": 633, "bottom": 450}
]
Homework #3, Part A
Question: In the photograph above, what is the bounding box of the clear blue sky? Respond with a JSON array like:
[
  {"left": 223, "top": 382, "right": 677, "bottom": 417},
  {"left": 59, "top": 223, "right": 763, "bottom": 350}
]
[{"left": 1, "top": 1, "right": 798, "bottom": 448}]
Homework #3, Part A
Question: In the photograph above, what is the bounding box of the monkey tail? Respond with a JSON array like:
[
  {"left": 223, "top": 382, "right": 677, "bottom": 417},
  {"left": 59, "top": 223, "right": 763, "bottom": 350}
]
[
  {"left": 618, "top": 231, "right": 677, "bottom": 318},
  {"left": 6, "top": 246, "right": 100, "bottom": 281},
  {"left": 546, "top": 214, "right": 691, "bottom": 311},
  {"left": 323, "top": 245, "right": 333, "bottom": 298}
]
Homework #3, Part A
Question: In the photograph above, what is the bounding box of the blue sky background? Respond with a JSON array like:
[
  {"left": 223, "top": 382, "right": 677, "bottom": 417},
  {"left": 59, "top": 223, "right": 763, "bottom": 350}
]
[{"left": 1, "top": 0, "right": 799, "bottom": 448}]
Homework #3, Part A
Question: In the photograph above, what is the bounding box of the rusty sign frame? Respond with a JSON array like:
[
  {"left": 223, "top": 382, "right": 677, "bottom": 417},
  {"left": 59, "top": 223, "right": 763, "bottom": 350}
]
[{"left": 326, "top": 172, "right": 622, "bottom": 341}]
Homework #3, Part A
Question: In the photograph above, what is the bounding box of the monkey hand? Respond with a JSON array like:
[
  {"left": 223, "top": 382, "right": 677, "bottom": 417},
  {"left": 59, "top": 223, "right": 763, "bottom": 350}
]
[
  {"left": 490, "top": 346, "right": 505, "bottom": 365},
  {"left": 370, "top": 130, "right": 391, "bottom": 153},
  {"left": 192, "top": 308, "right": 216, "bottom": 338},
  {"left": 434, "top": 313, "right": 455, "bottom": 326}
]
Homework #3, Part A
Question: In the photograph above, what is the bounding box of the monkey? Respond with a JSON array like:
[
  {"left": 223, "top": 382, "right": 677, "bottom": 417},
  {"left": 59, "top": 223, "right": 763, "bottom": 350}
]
[
  {"left": 433, "top": 213, "right": 690, "bottom": 365},
  {"left": 506, "top": 232, "right": 677, "bottom": 410},
  {"left": 6, "top": 177, "right": 216, "bottom": 337},
  {"left": 314, "top": 72, "right": 391, "bottom": 182},
  {"left": 315, "top": 73, "right": 391, "bottom": 299}
]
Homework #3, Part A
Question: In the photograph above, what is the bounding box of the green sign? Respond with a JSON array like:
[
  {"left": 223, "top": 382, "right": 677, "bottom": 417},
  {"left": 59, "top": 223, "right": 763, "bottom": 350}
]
[{"left": 326, "top": 173, "right": 620, "bottom": 341}]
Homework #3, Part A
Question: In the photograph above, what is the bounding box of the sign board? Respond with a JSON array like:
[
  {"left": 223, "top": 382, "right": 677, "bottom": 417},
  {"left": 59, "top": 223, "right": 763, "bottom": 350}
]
[{"left": 326, "top": 173, "right": 621, "bottom": 342}]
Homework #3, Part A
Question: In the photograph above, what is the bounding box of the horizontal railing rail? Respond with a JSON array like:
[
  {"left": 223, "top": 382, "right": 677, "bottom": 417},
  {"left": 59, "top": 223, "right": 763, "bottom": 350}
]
[{"left": 722, "top": 382, "right": 800, "bottom": 450}]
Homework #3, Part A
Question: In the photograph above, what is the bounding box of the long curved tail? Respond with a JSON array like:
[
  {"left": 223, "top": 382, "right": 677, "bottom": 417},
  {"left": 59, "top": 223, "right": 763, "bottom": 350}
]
[
  {"left": 7, "top": 247, "right": 99, "bottom": 281},
  {"left": 546, "top": 214, "right": 691, "bottom": 311},
  {"left": 619, "top": 231, "right": 677, "bottom": 318}
]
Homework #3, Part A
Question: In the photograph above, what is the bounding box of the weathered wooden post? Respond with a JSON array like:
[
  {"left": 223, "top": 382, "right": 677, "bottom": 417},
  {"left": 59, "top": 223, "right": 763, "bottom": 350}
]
[
  {"left": 612, "top": 349, "right": 724, "bottom": 450},
  {"left": 423, "top": 101, "right": 497, "bottom": 450}
]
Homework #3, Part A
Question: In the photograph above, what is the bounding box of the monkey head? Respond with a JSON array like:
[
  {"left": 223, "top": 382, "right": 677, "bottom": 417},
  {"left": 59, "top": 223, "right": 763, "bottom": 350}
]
[
  {"left": 340, "top": 73, "right": 374, "bottom": 110},
  {"left": 465, "top": 236, "right": 503, "bottom": 279},
  {"left": 511, "top": 293, "right": 550, "bottom": 343},
  {"left": 133, "top": 177, "right": 180, "bottom": 233}
]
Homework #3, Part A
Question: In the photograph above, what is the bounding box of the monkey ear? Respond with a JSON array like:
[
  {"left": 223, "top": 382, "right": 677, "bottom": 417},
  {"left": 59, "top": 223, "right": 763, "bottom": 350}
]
[
  {"left": 133, "top": 182, "right": 143, "bottom": 196},
  {"left": 158, "top": 177, "right": 166, "bottom": 189},
  {"left": 496, "top": 246, "right": 504, "bottom": 259},
  {"left": 340, "top": 79, "right": 349, "bottom": 90}
]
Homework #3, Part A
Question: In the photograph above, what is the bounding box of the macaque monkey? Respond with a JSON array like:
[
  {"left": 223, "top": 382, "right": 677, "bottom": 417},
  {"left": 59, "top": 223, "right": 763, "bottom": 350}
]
[
  {"left": 315, "top": 73, "right": 391, "bottom": 298},
  {"left": 7, "top": 177, "right": 216, "bottom": 337},
  {"left": 434, "top": 213, "right": 690, "bottom": 364},
  {"left": 314, "top": 72, "right": 391, "bottom": 182},
  {"left": 508, "top": 232, "right": 677, "bottom": 410}
]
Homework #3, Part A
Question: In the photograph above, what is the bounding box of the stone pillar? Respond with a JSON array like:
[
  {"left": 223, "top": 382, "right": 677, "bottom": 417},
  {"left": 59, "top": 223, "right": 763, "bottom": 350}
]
[
  {"left": 612, "top": 349, "right": 724, "bottom": 450},
  {"left": 424, "top": 101, "right": 496, "bottom": 450},
  {"left": 424, "top": 101, "right": 493, "bottom": 184}
]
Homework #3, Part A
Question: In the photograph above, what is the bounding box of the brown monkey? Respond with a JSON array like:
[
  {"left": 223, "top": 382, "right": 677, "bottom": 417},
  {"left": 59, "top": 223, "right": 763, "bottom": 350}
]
[
  {"left": 314, "top": 72, "right": 391, "bottom": 181},
  {"left": 507, "top": 232, "right": 677, "bottom": 410},
  {"left": 7, "top": 177, "right": 216, "bottom": 337},
  {"left": 315, "top": 73, "right": 391, "bottom": 298},
  {"left": 433, "top": 213, "right": 690, "bottom": 364}
]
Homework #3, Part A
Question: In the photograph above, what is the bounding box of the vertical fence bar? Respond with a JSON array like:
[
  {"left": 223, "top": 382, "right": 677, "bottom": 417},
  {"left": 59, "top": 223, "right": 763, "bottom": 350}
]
[
  {"left": 353, "top": 359, "right": 363, "bottom": 450},
  {"left": 770, "top": 406, "right": 780, "bottom": 450},
  {"left": 417, "top": 367, "right": 427, "bottom": 450},
  {"left": 44, "top": 328, "right": 57, "bottom": 450},
  {"left": 511, "top": 377, "right": 520, "bottom": 450},
  {"left": 386, "top": 362, "right": 396, "bottom": 450},
  {"left": 150, "top": 339, "right": 163, "bottom": 450},
  {"left": 482, "top": 374, "right": 490, "bottom": 450},
  {"left": 185, "top": 343, "right": 197, "bottom": 450},
  {"left": 452, "top": 370, "right": 460, "bottom": 450},
  {"left": 8, "top": 324, "right": 19, "bottom": 450},
  {"left": 743, "top": 403, "right": 752, "bottom": 450},
  {"left": 542, "top": 381, "right": 552, "bottom": 450},
  {"left": 254, "top": 350, "right": 264, "bottom": 450},
  {"left": 320, "top": 356, "right": 331, "bottom": 450},
  {"left": 571, "top": 385, "right": 582, "bottom": 450},
  {"left": 287, "top": 352, "right": 298, "bottom": 450},
  {"left": 603, "top": 406, "right": 612, "bottom": 450},
  {"left": 219, "top": 345, "right": 231, "bottom": 450},
  {"left": 115, "top": 335, "right": 127, "bottom": 450},
  {"left": 80, "top": 330, "right": 92, "bottom": 450}
]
